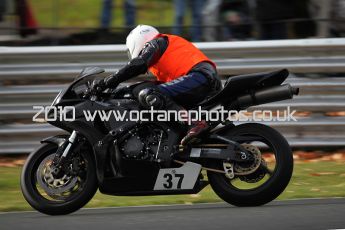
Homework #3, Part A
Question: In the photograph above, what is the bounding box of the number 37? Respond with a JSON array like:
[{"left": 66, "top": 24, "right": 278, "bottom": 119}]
[{"left": 163, "top": 173, "right": 184, "bottom": 189}]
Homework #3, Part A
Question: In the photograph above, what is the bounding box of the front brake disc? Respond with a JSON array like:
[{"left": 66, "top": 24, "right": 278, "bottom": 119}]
[{"left": 36, "top": 154, "right": 78, "bottom": 199}]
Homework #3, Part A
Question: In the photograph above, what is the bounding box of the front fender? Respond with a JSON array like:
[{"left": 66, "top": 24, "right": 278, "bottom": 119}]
[{"left": 40, "top": 135, "right": 69, "bottom": 147}]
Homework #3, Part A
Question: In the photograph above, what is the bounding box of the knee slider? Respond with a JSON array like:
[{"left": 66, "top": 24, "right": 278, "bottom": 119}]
[{"left": 138, "top": 88, "right": 166, "bottom": 109}]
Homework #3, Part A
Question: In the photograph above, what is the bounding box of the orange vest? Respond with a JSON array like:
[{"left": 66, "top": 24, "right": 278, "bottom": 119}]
[{"left": 148, "top": 34, "right": 216, "bottom": 82}]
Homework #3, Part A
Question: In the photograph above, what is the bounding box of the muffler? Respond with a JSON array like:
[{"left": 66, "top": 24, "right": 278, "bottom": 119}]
[{"left": 234, "top": 84, "right": 299, "bottom": 109}]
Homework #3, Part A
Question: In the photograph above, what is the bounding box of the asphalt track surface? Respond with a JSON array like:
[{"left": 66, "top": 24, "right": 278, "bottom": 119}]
[{"left": 1, "top": 198, "right": 345, "bottom": 230}]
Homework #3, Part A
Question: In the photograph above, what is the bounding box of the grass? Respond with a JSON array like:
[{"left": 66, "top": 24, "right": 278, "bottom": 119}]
[
  {"left": 1, "top": 161, "right": 345, "bottom": 212},
  {"left": 30, "top": 0, "right": 176, "bottom": 28}
]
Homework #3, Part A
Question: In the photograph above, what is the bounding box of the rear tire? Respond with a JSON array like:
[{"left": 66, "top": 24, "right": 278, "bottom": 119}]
[
  {"left": 207, "top": 123, "right": 293, "bottom": 206},
  {"left": 21, "top": 143, "right": 98, "bottom": 215}
]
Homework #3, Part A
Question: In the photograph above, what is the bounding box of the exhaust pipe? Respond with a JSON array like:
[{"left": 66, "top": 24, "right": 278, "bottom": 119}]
[{"left": 235, "top": 84, "right": 299, "bottom": 109}]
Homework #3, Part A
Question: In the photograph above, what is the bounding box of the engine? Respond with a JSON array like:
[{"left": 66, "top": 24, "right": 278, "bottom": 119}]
[{"left": 119, "top": 125, "right": 166, "bottom": 161}]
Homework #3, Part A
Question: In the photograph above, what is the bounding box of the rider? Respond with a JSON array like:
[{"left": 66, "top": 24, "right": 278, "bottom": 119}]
[{"left": 94, "top": 25, "right": 222, "bottom": 145}]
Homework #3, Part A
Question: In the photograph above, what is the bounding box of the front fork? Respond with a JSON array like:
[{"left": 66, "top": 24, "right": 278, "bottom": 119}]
[{"left": 51, "top": 130, "right": 78, "bottom": 176}]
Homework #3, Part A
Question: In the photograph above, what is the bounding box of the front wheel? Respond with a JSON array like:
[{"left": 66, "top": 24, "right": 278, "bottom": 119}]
[
  {"left": 207, "top": 123, "right": 293, "bottom": 206},
  {"left": 21, "top": 143, "right": 98, "bottom": 215}
]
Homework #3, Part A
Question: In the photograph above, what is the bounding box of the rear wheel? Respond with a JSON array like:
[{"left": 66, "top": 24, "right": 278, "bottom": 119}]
[
  {"left": 207, "top": 123, "right": 293, "bottom": 206},
  {"left": 21, "top": 143, "right": 98, "bottom": 215}
]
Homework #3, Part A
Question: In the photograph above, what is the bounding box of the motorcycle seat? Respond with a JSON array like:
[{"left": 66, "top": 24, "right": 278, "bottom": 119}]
[{"left": 197, "top": 69, "right": 289, "bottom": 107}]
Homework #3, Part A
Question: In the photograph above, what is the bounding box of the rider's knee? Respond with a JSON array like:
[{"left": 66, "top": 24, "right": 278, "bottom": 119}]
[{"left": 138, "top": 88, "right": 166, "bottom": 109}]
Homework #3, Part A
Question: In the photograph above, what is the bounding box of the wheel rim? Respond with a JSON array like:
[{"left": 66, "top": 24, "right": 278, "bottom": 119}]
[{"left": 221, "top": 133, "right": 280, "bottom": 191}]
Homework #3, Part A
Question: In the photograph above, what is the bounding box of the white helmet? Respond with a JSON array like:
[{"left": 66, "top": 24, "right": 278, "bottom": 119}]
[{"left": 126, "top": 25, "right": 159, "bottom": 59}]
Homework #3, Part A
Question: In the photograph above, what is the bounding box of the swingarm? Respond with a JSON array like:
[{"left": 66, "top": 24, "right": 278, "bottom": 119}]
[{"left": 177, "top": 134, "right": 254, "bottom": 163}]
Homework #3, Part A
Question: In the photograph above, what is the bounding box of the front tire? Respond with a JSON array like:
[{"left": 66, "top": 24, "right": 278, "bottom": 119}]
[
  {"left": 208, "top": 123, "right": 293, "bottom": 206},
  {"left": 21, "top": 143, "right": 98, "bottom": 215}
]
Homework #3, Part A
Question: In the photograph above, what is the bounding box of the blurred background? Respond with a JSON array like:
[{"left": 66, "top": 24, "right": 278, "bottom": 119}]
[
  {"left": 0, "top": 0, "right": 344, "bottom": 45},
  {"left": 0, "top": 0, "right": 345, "bottom": 212}
]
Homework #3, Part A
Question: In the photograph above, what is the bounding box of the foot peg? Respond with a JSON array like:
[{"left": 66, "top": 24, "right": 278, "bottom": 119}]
[{"left": 223, "top": 162, "right": 235, "bottom": 179}]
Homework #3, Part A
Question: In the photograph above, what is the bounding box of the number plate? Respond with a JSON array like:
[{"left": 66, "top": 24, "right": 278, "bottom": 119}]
[{"left": 153, "top": 162, "right": 202, "bottom": 190}]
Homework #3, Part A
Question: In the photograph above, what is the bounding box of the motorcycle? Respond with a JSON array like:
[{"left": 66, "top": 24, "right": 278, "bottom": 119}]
[{"left": 21, "top": 67, "right": 299, "bottom": 215}]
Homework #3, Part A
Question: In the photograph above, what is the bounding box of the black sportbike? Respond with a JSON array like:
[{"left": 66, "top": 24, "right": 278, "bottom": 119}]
[{"left": 21, "top": 67, "right": 299, "bottom": 215}]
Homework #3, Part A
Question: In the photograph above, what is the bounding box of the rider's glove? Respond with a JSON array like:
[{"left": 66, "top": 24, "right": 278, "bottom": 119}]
[{"left": 103, "top": 72, "right": 120, "bottom": 89}]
